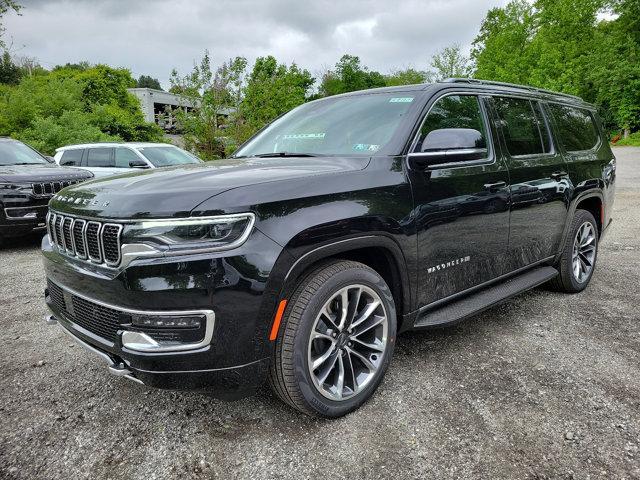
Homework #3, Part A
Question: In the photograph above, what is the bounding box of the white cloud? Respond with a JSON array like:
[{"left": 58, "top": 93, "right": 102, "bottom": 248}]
[{"left": 3, "top": 0, "right": 507, "bottom": 88}]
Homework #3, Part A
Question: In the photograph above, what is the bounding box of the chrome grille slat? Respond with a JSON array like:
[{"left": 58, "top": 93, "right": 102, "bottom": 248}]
[
  {"left": 72, "top": 219, "right": 87, "bottom": 259},
  {"left": 32, "top": 180, "right": 80, "bottom": 196},
  {"left": 48, "top": 211, "right": 122, "bottom": 267},
  {"left": 63, "top": 217, "right": 75, "bottom": 254}
]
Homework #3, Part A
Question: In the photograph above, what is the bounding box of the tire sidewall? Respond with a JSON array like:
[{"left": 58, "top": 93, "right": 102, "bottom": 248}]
[
  {"left": 292, "top": 266, "right": 397, "bottom": 417},
  {"left": 565, "top": 211, "right": 599, "bottom": 291}
]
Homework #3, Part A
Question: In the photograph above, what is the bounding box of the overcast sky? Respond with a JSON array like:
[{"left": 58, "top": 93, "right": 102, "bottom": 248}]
[{"left": 4, "top": 0, "right": 507, "bottom": 89}]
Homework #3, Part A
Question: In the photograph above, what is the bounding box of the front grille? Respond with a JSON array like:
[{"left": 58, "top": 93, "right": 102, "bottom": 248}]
[
  {"left": 47, "top": 279, "right": 120, "bottom": 342},
  {"left": 32, "top": 180, "right": 80, "bottom": 196},
  {"left": 71, "top": 295, "right": 121, "bottom": 342},
  {"left": 47, "top": 212, "right": 122, "bottom": 267},
  {"left": 48, "top": 281, "right": 66, "bottom": 312}
]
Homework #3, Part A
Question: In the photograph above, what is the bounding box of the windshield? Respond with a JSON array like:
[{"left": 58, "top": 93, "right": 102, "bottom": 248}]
[
  {"left": 0, "top": 141, "right": 48, "bottom": 166},
  {"left": 234, "top": 93, "right": 417, "bottom": 158},
  {"left": 137, "top": 146, "right": 201, "bottom": 167}
]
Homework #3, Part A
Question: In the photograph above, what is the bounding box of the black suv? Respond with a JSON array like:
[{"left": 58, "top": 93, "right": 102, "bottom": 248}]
[
  {"left": 0, "top": 138, "right": 93, "bottom": 245},
  {"left": 42, "top": 79, "right": 616, "bottom": 417}
]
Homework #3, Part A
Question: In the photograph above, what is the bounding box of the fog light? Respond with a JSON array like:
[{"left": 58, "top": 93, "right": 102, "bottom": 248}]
[{"left": 131, "top": 314, "right": 203, "bottom": 329}]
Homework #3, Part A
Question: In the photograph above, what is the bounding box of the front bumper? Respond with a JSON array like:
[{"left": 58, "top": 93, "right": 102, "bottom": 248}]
[
  {"left": 45, "top": 308, "right": 270, "bottom": 397},
  {"left": 41, "top": 227, "right": 285, "bottom": 396}
]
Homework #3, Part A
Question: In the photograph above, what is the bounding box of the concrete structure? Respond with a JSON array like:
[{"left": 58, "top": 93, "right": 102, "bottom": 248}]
[
  {"left": 127, "top": 88, "right": 199, "bottom": 131},
  {"left": 128, "top": 88, "right": 235, "bottom": 132}
]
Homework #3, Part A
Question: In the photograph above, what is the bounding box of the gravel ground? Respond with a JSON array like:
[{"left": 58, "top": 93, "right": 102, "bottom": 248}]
[{"left": 1, "top": 148, "right": 638, "bottom": 480}]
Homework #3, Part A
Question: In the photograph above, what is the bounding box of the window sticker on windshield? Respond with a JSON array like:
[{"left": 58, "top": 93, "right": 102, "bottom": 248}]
[
  {"left": 282, "top": 133, "right": 326, "bottom": 140},
  {"left": 353, "top": 144, "right": 380, "bottom": 152},
  {"left": 389, "top": 97, "right": 414, "bottom": 103}
]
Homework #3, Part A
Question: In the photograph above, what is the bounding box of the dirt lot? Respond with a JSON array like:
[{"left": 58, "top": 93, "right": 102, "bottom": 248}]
[{"left": 1, "top": 148, "right": 638, "bottom": 480}]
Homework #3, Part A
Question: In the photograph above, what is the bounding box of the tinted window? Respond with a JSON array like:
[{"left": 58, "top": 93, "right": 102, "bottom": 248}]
[
  {"left": 115, "top": 148, "right": 141, "bottom": 168},
  {"left": 0, "top": 140, "right": 48, "bottom": 166},
  {"left": 86, "top": 148, "right": 114, "bottom": 167},
  {"left": 416, "top": 95, "right": 487, "bottom": 152},
  {"left": 548, "top": 104, "right": 599, "bottom": 152},
  {"left": 234, "top": 93, "right": 417, "bottom": 158},
  {"left": 493, "top": 97, "right": 551, "bottom": 156},
  {"left": 137, "top": 147, "right": 201, "bottom": 167},
  {"left": 60, "top": 149, "right": 83, "bottom": 166}
]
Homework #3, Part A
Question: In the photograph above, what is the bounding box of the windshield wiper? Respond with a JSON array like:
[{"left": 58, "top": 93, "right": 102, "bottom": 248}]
[{"left": 254, "top": 152, "right": 320, "bottom": 158}]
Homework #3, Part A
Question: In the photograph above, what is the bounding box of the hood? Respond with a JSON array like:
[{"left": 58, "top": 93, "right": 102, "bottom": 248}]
[
  {"left": 0, "top": 163, "right": 91, "bottom": 183},
  {"left": 49, "top": 156, "right": 370, "bottom": 219}
]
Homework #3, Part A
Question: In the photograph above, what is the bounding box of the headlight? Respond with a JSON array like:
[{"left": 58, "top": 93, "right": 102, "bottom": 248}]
[{"left": 122, "top": 213, "right": 255, "bottom": 252}]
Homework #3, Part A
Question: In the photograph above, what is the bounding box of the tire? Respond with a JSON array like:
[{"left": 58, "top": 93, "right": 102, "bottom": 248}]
[
  {"left": 548, "top": 209, "right": 599, "bottom": 293},
  {"left": 268, "top": 260, "right": 397, "bottom": 417}
]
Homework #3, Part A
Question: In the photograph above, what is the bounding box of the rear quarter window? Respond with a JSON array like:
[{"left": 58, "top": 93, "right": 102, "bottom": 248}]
[
  {"left": 60, "top": 149, "right": 83, "bottom": 166},
  {"left": 548, "top": 104, "right": 599, "bottom": 152}
]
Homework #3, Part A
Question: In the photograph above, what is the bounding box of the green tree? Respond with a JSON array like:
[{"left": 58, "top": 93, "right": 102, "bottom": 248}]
[
  {"left": 0, "top": 0, "right": 20, "bottom": 49},
  {"left": 472, "top": 0, "right": 536, "bottom": 83},
  {"left": 0, "top": 64, "right": 162, "bottom": 154},
  {"left": 241, "top": 55, "right": 314, "bottom": 137},
  {"left": 472, "top": 0, "right": 640, "bottom": 136},
  {"left": 136, "top": 75, "right": 162, "bottom": 90},
  {"left": 0, "top": 50, "right": 20, "bottom": 84},
  {"left": 385, "top": 68, "right": 427, "bottom": 86},
  {"left": 170, "top": 52, "right": 249, "bottom": 159},
  {"left": 319, "top": 54, "right": 385, "bottom": 96},
  {"left": 428, "top": 44, "right": 472, "bottom": 81}
]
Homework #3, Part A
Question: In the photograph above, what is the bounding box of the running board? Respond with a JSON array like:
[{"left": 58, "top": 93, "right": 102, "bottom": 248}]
[{"left": 413, "top": 266, "right": 559, "bottom": 328}]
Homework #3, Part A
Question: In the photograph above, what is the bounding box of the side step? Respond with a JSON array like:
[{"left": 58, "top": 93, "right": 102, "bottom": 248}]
[{"left": 414, "top": 266, "right": 558, "bottom": 328}]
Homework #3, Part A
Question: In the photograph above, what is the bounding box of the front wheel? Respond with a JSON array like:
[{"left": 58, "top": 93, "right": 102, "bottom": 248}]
[
  {"left": 549, "top": 209, "right": 599, "bottom": 293},
  {"left": 269, "top": 260, "right": 396, "bottom": 417}
]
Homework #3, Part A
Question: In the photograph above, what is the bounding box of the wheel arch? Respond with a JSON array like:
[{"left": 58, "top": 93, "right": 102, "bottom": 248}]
[
  {"left": 279, "top": 235, "right": 413, "bottom": 331},
  {"left": 555, "top": 190, "right": 604, "bottom": 263}
]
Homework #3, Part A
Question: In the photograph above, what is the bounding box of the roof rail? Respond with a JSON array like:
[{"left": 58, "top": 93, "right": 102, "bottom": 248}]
[{"left": 442, "top": 78, "right": 584, "bottom": 102}]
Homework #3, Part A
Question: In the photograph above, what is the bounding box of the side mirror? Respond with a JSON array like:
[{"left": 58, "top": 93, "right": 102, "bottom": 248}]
[
  {"left": 45, "top": 156, "right": 55, "bottom": 163},
  {"left": 409, "top": 128, "right": 487, "bottom": 169},
  {"left": 129, "top": 159, "right": 150, "bottom": 169}
]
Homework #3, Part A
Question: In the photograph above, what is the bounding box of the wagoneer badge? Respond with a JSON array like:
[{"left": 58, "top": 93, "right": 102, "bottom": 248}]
[{"left": 54, "top": 194, "right": 110, "bottom": 207}]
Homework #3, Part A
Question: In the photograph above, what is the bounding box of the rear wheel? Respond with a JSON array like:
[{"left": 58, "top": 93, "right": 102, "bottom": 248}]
[
  {"left": 549, "top": 209, "right": 599, "bottom": 293},
  {"left": 269, "top": 260, "right": 396, "bottom": 417}
]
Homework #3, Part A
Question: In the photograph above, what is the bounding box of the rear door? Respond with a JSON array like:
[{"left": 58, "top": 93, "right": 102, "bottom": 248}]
[
  {"left": 84, "top": 147, "right": 122, "bottom": 178},
  {"left": 489, "top": 96, "right": 571, "bottom": 270},
  {"left": 407, "top": 93, "right": 511, "bottom": 307}
]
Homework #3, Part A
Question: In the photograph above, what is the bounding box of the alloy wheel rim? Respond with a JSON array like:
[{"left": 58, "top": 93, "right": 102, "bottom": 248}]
[
  {"left": 307, "top": 284, "right": 388, "bottom": 401},
  {"left": 572, "top": 222, "right": 596, "bottom": 283}
]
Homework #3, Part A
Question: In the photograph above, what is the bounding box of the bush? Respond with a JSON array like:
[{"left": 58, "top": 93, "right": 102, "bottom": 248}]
[
  {"left": 0, "top": 63, "right": 162, "bottom": 153},
  {"left": 16, "top": 111, "right": 119, "bottom": 155},
  {"left": 615, "top": 131, "right": 640, "bottom": 146}
]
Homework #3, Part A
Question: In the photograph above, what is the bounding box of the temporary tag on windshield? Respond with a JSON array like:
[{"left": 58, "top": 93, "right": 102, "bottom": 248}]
[
  {"left": 353, "top": 144, "right": 380, "bottom": 152},
  {"left": 282, "top": 133, "right": 326, "bottom": 140},
  {"left": 389, "top": 97, "right": 414, "bottom": 103}
]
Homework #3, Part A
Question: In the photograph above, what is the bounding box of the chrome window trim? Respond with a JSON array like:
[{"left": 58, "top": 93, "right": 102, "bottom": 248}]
[
  {"left": 544, "top": 101, "right": 602, "bottom": 154},
  {"left": 50, "top": 281, "right": 215, "bottom": 354}
]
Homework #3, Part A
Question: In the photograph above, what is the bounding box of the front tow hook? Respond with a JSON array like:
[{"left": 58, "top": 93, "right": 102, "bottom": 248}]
[{"left": 45, "top": 314, "right": 58, "bottom": 325}]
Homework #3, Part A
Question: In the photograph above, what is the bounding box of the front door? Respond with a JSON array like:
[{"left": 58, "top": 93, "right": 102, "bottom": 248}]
[
  {"left": 408, "top": 93, "right": 511, "bottom": 307},
  {"left": 488, "top": 96, "right": 571, "bottom": 271}
]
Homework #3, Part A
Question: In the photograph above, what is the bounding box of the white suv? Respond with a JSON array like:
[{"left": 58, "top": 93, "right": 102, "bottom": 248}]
[{"left": 53, "top": 143, "right": 202, "bottom": 178}]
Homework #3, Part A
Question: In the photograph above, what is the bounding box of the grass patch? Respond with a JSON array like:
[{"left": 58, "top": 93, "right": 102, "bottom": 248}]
[{"left": 614, "top": 132, "right": 640, "bottom": 147}]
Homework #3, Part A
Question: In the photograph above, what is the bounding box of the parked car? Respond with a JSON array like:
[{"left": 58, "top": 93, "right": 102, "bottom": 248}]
[
  {"left": 42, "top": 79, "right": 616, "bottom": 417},
  {"left": 53, "top": 143, "right": 202, "bottom": 178},
  {"left": 0, "top": 138, "right": 93, "bottom": 245}
]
